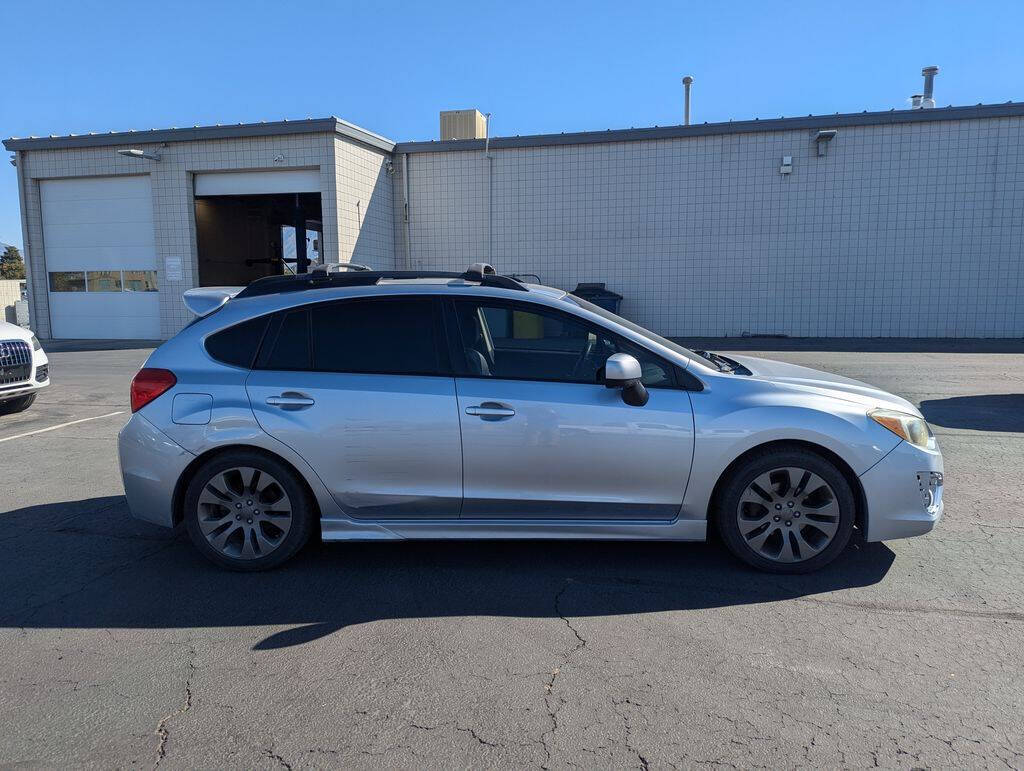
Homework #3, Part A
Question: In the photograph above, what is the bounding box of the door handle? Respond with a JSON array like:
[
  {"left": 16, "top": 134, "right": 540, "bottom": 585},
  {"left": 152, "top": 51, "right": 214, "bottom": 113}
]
[
  {"left": 465, "top": 402, "right": 515, "bottom": 419},
  {"left": 266, "top": 392, "right": 315, "bottom": 409}
]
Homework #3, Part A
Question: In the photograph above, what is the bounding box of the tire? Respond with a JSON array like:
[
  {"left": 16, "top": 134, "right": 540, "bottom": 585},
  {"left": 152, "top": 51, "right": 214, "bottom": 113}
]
[
  {"left": 183, "top": 450, "right": 314, "bottom": 571},
  {"left": 715, "top": 447, "right": 855, "bottom": 574},
  {"left": 0, "top": 393, "right": 36, "bottom": 415}
]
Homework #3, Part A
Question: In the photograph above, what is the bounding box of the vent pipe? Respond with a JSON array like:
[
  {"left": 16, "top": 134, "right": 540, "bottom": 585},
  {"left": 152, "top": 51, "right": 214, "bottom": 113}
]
[
  {"left": 919, "top": 66, "right": 939, "bottom": 109},
  {"left": 682, "top": 76, "right": 694, "bottom": 125}
]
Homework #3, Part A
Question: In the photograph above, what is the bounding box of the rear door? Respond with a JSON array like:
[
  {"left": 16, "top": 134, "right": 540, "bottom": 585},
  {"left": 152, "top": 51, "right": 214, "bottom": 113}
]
[
  {"left": 448, "top": 298, "right": 694, "bottom": 520},
  {"left": 246, "top": 295, "right": 463, "bottom": 518}
]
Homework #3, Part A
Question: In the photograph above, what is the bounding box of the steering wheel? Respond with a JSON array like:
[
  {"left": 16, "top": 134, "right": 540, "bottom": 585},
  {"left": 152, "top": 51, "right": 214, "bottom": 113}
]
[{"left": 569, "top": 334, "right": 599, "bottom": 380}]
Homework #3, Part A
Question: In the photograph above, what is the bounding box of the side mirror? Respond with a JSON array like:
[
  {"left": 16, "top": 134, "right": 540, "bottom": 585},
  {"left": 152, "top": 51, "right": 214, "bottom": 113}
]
[{"left": 603, "top": 353, "right": 649, "bottom": 406}]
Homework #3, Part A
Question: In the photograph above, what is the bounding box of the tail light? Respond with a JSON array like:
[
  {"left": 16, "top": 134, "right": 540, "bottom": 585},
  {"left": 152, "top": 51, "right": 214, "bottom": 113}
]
[{"left": 130, "top": 368, "right": 177, "bottom": 412}]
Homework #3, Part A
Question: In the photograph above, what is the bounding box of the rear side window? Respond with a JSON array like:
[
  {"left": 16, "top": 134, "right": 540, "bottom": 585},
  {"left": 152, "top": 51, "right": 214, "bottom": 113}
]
[
  {"left": 204, "top": 316, "right": 270, "bottom": 369},
  {"left": 311, "top": 297, "right": 444, "bottom": 375},
  {"left": 261, "top": 309, "right": 312, "bottom": 371}
]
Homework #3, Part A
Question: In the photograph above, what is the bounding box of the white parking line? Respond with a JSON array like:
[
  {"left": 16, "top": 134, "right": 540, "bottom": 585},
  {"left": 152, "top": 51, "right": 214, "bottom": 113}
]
[{"left": 0, "top": 411, "right": 126, "bottom": 443}]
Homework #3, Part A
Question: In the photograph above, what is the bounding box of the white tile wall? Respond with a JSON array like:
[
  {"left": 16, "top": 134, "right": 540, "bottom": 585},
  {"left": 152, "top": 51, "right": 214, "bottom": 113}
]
[
  {"left": 16, "top": 113, "right": 1024, "bottom": 339},
  {"left": 400, "top": 116, "right": 1024, "bottom": 337}
]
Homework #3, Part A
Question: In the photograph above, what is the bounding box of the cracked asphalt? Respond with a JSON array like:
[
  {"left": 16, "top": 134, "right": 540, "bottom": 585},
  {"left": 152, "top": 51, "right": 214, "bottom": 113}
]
[{"left": 1, "top": 339, "right": 1023, "bottom": 769}]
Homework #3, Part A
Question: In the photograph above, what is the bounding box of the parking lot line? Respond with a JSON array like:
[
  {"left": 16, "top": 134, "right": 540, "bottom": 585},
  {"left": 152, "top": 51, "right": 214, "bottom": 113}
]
[{"left": 0, "top": 411, "right": 125, "bottom": 443}]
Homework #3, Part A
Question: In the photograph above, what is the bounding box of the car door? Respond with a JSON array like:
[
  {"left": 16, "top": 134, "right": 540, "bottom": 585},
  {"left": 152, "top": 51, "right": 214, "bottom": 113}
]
[
  {"left": 246, "top": 295, "right": 463, "bottom": 519},
  {"left": 448, "top": 297, "right": 694, "bottom": 520}
]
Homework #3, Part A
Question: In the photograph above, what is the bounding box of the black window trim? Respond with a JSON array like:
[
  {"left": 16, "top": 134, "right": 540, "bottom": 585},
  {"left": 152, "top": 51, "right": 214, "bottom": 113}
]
[
  {"left": 254, "top": 295, "right": 453, "bottom": 377},
  {"left": 445, "top": 296, "right": 691, "bottom": 390}
]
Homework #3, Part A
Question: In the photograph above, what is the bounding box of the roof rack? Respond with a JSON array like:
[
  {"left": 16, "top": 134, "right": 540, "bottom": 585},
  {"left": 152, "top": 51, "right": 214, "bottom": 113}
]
[{"left": 235, "top": 262, "right": 526, "bottom": 299}]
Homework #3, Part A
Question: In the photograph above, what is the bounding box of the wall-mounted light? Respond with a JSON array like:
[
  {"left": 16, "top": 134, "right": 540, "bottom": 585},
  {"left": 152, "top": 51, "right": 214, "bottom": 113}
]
[
  {"left": 117, "top": 148, "right": 161, "bottom": 161},
  {"left": 780, "top": 155, "right": 793, "bottom": 175},
  {"left": 8, "top": 154, "right": 16, "bottom": 168},
  {"left": 814, "top": 130, "right": 837, "bottom": 157}
]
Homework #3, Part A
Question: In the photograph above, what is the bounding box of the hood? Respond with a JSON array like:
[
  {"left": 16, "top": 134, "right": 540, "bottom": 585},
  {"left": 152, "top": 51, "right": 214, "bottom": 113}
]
[
  {"left": 725, "top": 353, "right": 920, "bottom": 416},
  {"left": 0, "top": 320, "right": 32, "bottom": 344}
]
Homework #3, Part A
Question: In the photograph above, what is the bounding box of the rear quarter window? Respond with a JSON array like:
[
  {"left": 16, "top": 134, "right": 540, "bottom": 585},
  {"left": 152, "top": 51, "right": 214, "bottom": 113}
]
[{"left": 204, "top": 316, "right": 271, "bottom": 369}]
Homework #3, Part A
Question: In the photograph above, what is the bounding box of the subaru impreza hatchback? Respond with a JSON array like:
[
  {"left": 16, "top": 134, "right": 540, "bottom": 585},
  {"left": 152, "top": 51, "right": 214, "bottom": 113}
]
[{"left": 118, "top": 264, "right": 943, "bottom": 573}]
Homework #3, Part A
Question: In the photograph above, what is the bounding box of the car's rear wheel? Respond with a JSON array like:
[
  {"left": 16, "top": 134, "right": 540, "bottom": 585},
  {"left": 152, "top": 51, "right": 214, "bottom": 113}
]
[
  {"left": 715, "top": 448, "right": 855, "bottom": 573},
  {"left": 183, "top": 450, "right": 313, "bottom": 571},
  {"left": 0, "top": 393, "right": 36, "bottom": 415}
]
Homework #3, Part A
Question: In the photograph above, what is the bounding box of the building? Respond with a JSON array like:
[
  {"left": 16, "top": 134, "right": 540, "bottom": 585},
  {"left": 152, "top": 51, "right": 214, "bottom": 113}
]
[{"left": 5, "top": 101, "right": 1024, "bottom": 340}]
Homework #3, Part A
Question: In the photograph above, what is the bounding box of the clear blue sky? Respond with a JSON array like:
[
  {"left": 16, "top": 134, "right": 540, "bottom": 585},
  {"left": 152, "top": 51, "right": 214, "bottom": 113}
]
[{"left": 2, "top": 0, "right": 1022, "bottom": 250}]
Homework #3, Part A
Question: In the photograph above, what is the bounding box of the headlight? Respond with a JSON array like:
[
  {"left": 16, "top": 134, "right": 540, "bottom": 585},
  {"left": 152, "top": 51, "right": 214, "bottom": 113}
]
[
  {"left": 30, "top": 335, "right": 42, "bottom": 351},
  {"left": 868, "top": 408, "right": 934, "bottom": 449}
]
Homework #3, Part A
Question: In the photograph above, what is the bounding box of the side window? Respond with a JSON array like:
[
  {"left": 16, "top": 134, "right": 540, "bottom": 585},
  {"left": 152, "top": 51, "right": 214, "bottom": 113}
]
[
  {"left": 262, "top": 309, "right": 312, "bottom": 371},
  {"left": 311, "top": 297, "right": 444, "bottom": 375},
  {"left": 205, "top": 315, "right": 271, "bottom": 369},
  {"left": 454, "top": 300, "right": 675, "bottom": 387}
]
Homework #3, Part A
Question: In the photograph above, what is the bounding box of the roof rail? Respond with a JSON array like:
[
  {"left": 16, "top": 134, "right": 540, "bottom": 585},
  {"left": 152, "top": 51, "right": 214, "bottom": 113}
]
[{"left": 235, "top": 263, "right": 526, "bottom": 299}]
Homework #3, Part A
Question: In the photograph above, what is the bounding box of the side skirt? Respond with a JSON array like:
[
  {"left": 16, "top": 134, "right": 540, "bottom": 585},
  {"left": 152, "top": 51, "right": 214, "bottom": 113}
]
[{"left": 319, "top": 518, "right": 707, "bottom": 542}]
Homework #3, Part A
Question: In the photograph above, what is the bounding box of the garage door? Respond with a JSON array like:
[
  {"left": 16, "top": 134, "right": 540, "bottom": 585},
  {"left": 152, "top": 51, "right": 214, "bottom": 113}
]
[{"left": 41, "top": 176, "right": 160, "bottom": 339}]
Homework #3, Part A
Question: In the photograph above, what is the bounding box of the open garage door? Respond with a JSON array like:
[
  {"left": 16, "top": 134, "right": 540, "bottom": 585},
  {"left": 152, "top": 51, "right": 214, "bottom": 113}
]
[
  {"left": 193, "top": 170, "right": 323, "bottom": 287},
  {"left": 41, "top": 176, "right": 160, "bottom": 339}
]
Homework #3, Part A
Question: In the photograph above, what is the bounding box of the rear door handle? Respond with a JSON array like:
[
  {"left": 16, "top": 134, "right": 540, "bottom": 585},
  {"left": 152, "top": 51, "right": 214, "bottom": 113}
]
[
  {"left": 266, "top": 392, "right": 315, "bottom": 409},
  {"left": 465, "top": 402, "right": 515, "bottom": 419}
]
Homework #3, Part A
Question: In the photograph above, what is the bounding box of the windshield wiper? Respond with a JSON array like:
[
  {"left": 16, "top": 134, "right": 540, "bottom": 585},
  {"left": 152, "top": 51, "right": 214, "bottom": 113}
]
[{"left": 693, "top": 350, "right": 734, "bottom": 372}]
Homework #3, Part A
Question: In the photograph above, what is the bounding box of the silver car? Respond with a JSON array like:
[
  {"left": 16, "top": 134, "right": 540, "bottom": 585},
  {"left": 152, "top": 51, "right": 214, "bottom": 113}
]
[{"left": 118, "top": 263, "right": 943, "bottom": 573}]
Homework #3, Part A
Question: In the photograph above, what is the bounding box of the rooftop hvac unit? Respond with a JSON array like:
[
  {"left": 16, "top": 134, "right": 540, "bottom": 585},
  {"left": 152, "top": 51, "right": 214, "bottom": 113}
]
[{"left": 440, "top": 109, "right": 487, "bottom": 140}]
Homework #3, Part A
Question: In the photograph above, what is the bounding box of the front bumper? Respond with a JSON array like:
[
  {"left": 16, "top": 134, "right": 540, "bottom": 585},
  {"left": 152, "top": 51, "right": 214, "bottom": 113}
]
[
  {"left": 0, "top": 354, "right": 49, "bottom": 403},
  {"left": 118, "top": 413, "right": 195, "bottom": 527},
  {"left": 860, "top": 439, "right": 944, "bottom": 542}
]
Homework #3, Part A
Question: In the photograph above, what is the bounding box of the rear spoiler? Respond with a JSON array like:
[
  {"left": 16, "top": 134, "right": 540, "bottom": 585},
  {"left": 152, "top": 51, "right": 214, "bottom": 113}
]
[{"left": 182, "top": 287, "right": 243, "bottom": 317}]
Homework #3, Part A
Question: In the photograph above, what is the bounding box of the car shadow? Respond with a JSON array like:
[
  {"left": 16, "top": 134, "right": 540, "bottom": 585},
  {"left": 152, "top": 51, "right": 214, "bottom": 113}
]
[
  {"left": 920, "top": 394, "right": 1024, "bottom": 432},
  {"left": 1, "top": 496, "right": 896, "bottom": 650}
]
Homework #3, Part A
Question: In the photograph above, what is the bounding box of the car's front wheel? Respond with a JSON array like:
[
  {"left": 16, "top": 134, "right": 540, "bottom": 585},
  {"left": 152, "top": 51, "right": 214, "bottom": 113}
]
[
  {"left": 183, "top": 450, "right": 314, "bottom": 571},
  {"left": 715, "top": 447, "right": 856, "bottom": 573},
  {"left": 0, "top": 393, "right": 36, "bottom": 416}
]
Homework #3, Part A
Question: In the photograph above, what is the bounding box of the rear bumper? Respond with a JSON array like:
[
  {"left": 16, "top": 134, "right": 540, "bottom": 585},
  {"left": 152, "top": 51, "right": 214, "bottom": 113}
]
[
  {"left": 118, "top": 413, "right": 194, "bottom": 527},
  {"left": 861, "top": 440, "right": 944, "bottom": 542}
]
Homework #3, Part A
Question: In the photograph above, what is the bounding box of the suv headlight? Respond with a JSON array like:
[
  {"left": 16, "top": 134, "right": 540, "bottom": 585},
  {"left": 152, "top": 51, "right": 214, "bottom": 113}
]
[
  {"left": 868, "top": 408, "right": 934, "bottom": 449},
  {"left": 30, "top": 335, "right": 42, "bottom": 351}
]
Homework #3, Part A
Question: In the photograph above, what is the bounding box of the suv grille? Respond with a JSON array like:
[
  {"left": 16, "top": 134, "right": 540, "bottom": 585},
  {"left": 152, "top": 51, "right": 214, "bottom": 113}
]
[{"left": 0, "top": 340, "right": 32, "bottom": 386}]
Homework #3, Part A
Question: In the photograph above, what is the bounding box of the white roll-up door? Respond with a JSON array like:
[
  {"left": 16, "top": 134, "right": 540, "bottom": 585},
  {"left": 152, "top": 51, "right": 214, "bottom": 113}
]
[
  {"left": 193, "top": 169, "right": 321, "bottom": 196},
  {"left": 41, "top": 176, "right": 160, "bottom": 339}
]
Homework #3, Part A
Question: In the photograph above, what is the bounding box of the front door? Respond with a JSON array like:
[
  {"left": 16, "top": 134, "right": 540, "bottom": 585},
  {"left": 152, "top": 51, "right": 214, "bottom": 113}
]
[
  {"left": 246, "top": 295, "right": 462, "bottom": 518},
  {"left": 449, "top": 298, "right": 694, "bottom": 520}
]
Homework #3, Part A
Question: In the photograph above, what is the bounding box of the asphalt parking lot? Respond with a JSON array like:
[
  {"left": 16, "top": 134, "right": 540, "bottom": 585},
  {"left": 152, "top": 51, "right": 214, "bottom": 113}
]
[{"left": 1, "top": 340, "right": 1023, "bottom": 769}]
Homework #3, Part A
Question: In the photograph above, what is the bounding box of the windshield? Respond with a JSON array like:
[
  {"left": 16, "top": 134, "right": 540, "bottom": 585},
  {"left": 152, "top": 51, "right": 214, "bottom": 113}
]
[{"left": 563, "top": 295, "right": 703, "bottom": 365}]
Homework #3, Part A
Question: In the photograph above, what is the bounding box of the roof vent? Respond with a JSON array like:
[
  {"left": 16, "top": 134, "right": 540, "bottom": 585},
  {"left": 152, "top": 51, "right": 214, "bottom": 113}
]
[{"left": 915, "top": 66, "right": 939, "bottom": 109}]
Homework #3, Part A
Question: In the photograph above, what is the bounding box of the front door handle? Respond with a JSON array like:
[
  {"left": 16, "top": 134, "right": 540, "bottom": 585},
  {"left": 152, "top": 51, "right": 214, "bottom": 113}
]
[
  {"left": 266, "top": 392, "right": 315, "bottom": 409},
  {"left": 465, "top": 402, "right": 515, "bottom": 420}
]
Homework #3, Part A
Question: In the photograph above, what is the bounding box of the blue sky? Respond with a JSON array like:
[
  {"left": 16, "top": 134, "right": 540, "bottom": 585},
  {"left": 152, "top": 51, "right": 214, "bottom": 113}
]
[{"left": 2, "top": 0, "right": 1022, "bottom": 249}]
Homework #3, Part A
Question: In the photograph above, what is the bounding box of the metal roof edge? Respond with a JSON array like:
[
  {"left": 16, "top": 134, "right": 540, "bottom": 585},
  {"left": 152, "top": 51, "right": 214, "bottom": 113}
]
[
  {"left": 392, "top": 102, "right": 1024, "bottom": 154},
  {"left": 3, "top": 117, "right": 395, "bottom": 153}
]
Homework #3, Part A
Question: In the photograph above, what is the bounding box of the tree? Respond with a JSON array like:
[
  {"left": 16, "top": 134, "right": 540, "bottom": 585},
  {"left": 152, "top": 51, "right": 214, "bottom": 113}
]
[{"left": 0, "top": 246, "right": 26, "bottom": 280}]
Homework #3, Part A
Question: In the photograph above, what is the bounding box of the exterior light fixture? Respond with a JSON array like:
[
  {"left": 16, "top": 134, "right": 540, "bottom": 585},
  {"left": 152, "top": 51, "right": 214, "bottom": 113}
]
[
  {"left": 814, "top": 129, "right": 837, "bottom": 157},
  {"left": 117, "top": 148, "right": 161, "bottom": 161}
]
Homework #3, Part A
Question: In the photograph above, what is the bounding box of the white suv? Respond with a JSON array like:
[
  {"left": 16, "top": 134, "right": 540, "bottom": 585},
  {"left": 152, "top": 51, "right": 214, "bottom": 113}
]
[{"left": 0, "top": 320, "right": 49, "bottom": 415}]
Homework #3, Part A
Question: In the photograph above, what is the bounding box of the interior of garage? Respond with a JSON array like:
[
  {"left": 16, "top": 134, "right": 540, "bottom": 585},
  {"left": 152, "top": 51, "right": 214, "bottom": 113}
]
[{"left": 194, "top": 193, "right": 322, "bottom": 286}]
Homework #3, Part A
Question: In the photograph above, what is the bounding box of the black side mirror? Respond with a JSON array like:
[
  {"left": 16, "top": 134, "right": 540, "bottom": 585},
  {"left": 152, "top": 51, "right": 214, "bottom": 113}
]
[{"left": 621, "top": 380, "right": 649, "bottom": 407}]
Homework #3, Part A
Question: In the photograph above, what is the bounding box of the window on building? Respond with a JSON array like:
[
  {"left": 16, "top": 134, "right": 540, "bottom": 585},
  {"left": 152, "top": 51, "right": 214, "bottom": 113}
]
[
  {"left": 48, "top": 272, "right": 86, "bottom": 292},
  {"left": 123, "top": 270, "right": 158, "bottom": 292},
  {"left": 86, "top": 271, "right": 123, "bottom": 292}
]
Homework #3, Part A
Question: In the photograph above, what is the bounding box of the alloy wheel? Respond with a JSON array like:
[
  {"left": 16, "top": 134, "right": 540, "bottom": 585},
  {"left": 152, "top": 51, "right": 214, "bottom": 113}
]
[
  {"left": 196, "top": 466, "right": 293, "bottom": 560},
  {"left": 735, "top": 466, "right": 840, "bottom": 563}
]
